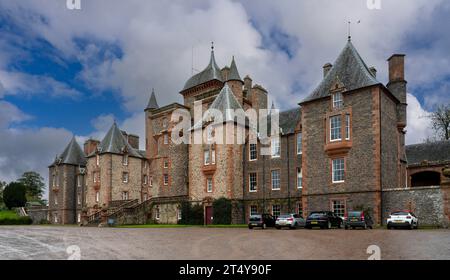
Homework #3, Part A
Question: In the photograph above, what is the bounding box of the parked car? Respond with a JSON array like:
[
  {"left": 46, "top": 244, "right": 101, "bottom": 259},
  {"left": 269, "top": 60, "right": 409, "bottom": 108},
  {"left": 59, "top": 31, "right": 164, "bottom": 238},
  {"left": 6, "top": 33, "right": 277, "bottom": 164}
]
[
  {"left": 387, "top": 211, "right": 419, "bottom": 229},
  {"left": 305, "top": 211, "right": 342, "bottom": 229},
  {"left": 248, "top": 214, "right": 276, "bottom": 229},
  {"left": 344, "top": 211, "right": 373, "bottom": 229},
  {"left": 275, "top": 214, "right": 305, "bottom": 229}
]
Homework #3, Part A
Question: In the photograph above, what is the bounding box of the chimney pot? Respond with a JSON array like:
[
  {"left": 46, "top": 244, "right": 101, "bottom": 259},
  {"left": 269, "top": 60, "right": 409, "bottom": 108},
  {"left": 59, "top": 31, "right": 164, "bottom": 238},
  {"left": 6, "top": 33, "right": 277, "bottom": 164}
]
[{"left": 323, "top": 63, "right": 332, "bottom": 77}]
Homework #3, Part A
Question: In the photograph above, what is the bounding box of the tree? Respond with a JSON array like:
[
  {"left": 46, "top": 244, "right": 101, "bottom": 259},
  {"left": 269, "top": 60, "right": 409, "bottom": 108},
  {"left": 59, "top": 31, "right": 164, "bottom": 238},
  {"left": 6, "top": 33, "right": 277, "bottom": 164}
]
[
  {"left": 0, "top": 181, "right": 6, "bottom": 209},
  {"left": 430, "top": 104, "right": 450, "bottom": 141},
  {"left": 212, "top": 197, "right": 232, "bottom": 225},
  {"left": 18, "top": 171, "right": 45, "bottom": 202},
  {"left": 2, "top": 182, "right": 27, "bottom": 210}
]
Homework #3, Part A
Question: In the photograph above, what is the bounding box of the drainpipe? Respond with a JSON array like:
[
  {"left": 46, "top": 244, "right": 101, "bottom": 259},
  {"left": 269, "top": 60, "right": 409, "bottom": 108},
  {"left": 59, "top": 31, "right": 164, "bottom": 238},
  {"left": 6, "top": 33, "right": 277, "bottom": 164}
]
[{"left": 242, "top": 142, "right": 247, "bottom": 223}]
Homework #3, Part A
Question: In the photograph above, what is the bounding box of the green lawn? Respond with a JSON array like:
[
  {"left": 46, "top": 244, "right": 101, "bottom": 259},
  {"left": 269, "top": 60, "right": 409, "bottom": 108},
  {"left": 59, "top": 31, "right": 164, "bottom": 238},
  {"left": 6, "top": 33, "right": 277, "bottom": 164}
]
[{"left": 117, "top": 224, "right": 248, "bottom": 228}]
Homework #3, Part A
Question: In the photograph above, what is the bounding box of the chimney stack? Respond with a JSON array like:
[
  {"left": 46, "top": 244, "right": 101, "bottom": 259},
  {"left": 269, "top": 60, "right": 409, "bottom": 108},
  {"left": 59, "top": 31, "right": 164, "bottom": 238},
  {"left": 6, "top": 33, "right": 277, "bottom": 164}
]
[
  {"left": 323, "top": 63, "right": 332, "bottom": 77},
  {"left": 244, "top": 75, "right": 252, "bottom": 91},
  {"left": 369, "top": 66, "right": 377, "bottom": 78},
  {"left": 387, "top": 54, "right": 407, "bottom": 128},
  {"left": 388, "top": 54, "right": 405, "bottom": 83}
]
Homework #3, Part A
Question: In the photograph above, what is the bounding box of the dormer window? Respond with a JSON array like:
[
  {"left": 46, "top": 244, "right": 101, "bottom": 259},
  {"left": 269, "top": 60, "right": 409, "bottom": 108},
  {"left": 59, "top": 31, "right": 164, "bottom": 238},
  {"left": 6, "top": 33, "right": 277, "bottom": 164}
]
[
  {"left": 332, "top": 92, "right": 343, "bottom": 109},
  {"left": 122, "top": 154, "right": 128, "bottom": 166}
]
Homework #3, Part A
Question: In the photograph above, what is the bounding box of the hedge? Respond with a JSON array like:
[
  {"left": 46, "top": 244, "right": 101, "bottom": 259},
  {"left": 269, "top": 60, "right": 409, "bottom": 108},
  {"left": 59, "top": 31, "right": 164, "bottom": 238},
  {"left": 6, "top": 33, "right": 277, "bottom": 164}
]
[{"left": 0, "top": 216, "right": 33, "bottom": 225}]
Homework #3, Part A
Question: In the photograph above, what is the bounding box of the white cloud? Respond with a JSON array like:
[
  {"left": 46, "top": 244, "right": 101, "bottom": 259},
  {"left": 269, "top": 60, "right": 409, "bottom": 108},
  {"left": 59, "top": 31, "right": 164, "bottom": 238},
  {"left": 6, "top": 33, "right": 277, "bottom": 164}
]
[{"left": 406, "top": 93, "right": 434, "bottom": 144}]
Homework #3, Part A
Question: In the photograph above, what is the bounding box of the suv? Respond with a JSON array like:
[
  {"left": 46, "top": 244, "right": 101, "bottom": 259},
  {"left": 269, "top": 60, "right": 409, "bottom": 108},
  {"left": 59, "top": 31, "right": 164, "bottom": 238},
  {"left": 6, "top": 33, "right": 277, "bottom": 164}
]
[
  {"left": 387, "top": 211, "right": 419, "bottom": 229},
  {"left": 305, "top": 211, "right": 342, "bottom": 229},
  {"left": 275, "top": 214, "right": 305, "bottom": 229},
  {"left": 248, "top": 214, "right": 276, "bottom": 229},
  {"left": 344, "top": 211, "right": 373, "bottom": 229}
]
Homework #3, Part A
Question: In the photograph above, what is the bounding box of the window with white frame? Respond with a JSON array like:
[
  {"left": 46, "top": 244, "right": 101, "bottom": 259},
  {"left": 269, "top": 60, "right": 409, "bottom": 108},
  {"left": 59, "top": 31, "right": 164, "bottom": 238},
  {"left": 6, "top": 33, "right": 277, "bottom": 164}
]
[
  {"left": 330, "top": 115, "right": 342, "bottom": 141},
  {"left": 77, "top": 174, "right": 82, "bottom": 187},
  {"left": 163, "top": 133, "right": 169, "bottom": 145},
  {"left": 206, "top": 178, "right": 213, "bottom": 193},
  {"left": 297, "top": 168, "right": 302, "bottom": 189},
  {"left": 144, "top": 175, "right": 148, "bottom": 185},
  {"left": 177, "top": 208, "right": 182, "bottom": 220},
  {"left": 249, "top": 173, "right": 257, "bottom": 192},
  {"left": 272, "top": 205, "right": 281, "bottom": 219},
  {"left": 95, "top": 191, "right": 100, "bottom": 203},
  {"left": 332, "top": 92, "right": 343, "bottom": 109},
  {"left": 249, "top": 143, "right": 257, "bottom": 161},
  {"left": 77, "top": 213, "right": 81, "bottom": 223},
  {"left": 271, "top": 137, "right": 280, "bottom": 157},
  {"left": 122, "top": 154, "right": 128, "bottom": 166},
  {"left": 52, "top": 173, "right": 57, "bottom": 187},
  {"left": 345, "top": 114, "right": 350, "bottom": 140},
  {"left": 155, "top": 207, "right": 160, "bottom": 220},
  {"left": 54, "top": 214, "right": 58, "bottom": 223},
  {"left": 204, "top": 149, "right": 210, "bottom": 165},
  {"left": 163, "top": 174, "right": 169, "bottom": 185},
  {"left": 164, "top": 160, "right": 169, "bottom": 169},
  {"left": 332, "top": 200, "right": 345, "bottom": 217},
  {"left": 149, "top": 176, "right": 153, "bottom": 187},
  {"left": 96, "top": 155, "right": 100, "bottom": 166},
  {"left": 297, "top": 133, "right": 302, "bottom": 154},
  {"left": 54, "top": 196, "right": 58, "bottom": 205},
  {"left": 162, "top": 117, "right": 168, "bottom": 129},
  {"left": 122, "top": 191, "right": 129, "bottom": 200},
  {"left": 77, "top": 194, "right": 81, "bottom": 205},
  {"left": 211, "top": 145, "right": 215, "bottom": 164},
  {"left": 250, "top": 205, "right": 258, "bottom": 216},
  {"left": 122, "top": 172, "right": 129, "bottom": 183},
  {"left": 271, "top": 170, "right": 280, "bottom": 190},
  {"left": 332, "top": 158, "right": 345, "bottom": 183},
  {"left": 93, "top": 172, "right": 99, "bottom": 183}
]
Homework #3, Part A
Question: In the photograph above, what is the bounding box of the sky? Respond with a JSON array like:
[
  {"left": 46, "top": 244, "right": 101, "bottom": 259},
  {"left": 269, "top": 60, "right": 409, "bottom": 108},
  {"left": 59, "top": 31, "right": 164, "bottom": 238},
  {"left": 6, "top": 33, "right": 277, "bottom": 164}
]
[{"left": 0, "top": 0, "right": 449, "bottom": 192}]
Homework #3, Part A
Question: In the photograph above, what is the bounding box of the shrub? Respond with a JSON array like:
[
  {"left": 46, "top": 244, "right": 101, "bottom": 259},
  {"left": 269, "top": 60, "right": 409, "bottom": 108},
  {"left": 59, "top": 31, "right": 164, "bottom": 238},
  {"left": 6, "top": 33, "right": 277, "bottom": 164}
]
[
  {"left": 39, "top": 219, "right": 51, "bottom": 225},
  {"left": 3, "top": 182, "right": 27, "bottom": 210},
  {"left": 0, "top": 216, "right": 33, "bottom": 225},
  {"left": 179, "top": 201, "right": 204, "bottom": 225},
  {"left": 212, "top": 197, "right": 232, "bottom": 224}
]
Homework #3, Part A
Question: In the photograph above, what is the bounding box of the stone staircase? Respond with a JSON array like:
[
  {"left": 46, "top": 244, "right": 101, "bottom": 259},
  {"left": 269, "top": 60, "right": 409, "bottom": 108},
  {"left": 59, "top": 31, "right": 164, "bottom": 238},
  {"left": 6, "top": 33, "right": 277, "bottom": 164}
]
[{"left": 84, "top": 199, "right": 139, "bottom": 227}]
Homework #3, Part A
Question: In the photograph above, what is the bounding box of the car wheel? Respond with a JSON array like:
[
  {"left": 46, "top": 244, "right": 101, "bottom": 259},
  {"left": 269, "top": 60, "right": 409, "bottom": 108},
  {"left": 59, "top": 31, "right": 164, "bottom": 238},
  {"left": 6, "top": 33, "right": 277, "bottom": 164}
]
[
  {"left": 327, "top": 221, "right": 331, "bottom": 229},
  {"left": 248, "top": 226, "right": 253, "bottom": 230},
  {"left": 409, "top": 222, "right": 414, "bottom": 230},
  {"left": 276, "top": 226, "right": 281, "bottom": 230},
  {"left": 364, "top": 223, "right": 367, "bottom": 230},
  {"left": 262, "top": 223, "right": 267, "bottom": 229},
  {"left": 337, "top": 221, "right": 342, "bottom": 229}
]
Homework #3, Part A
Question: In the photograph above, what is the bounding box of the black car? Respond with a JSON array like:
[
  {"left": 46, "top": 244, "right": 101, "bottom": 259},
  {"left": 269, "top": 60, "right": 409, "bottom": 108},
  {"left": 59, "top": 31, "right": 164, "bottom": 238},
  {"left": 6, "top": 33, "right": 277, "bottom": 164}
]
[
  {"left": 344, "top": 211, "right": 373, "bottom": 229},
  {"left": 305, "top": 211, "right": 342, "bottom": 229},
  {"left": 248, "top": 214, "right": 276, "bottom": 229}
]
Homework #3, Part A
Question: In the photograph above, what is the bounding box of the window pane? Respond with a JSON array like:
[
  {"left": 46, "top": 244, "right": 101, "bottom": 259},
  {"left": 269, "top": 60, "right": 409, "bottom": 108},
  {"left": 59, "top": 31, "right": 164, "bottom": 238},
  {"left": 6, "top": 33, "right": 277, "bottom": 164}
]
[
  {"left": 250, "top": 205, "right": 258, "bottom": 216},
  {"left": 249, "top": 173, "right": 257, "bottom": 192},
  {"left": 332, "top": 158, "right": 345, "bottom": 182},
  {"left": 330, "top": 115, "right": 342, "bottom": 141},
  {"left": 249, "top": 143, "right": 257, "bottom": 160},
  {"left": 271, "top": 170, "right": 280, "bottom": 190},
  {"left": 204, "top": 150, "right": 210, "bottom": 165},
  {"left": 297, "top": 133, "right": 302, "bottom": 154},
  {"left": 333, "top": 92, "right": 343, "bottom": 108},
  {"left": 271, "top": 137, "right": 280, "bottom": 157},
  {"left": 345, "top": 114, "right": 350, "bottom": 139},
  {"left": 272, "top": 205, "right": 281, "bottom": 218},
  {"left": 297, "top": 168, "right": 302, "bottom": 188},
  {"left": 332, "top": 200, "right": 345, "bottom": 217},
  {"left": 207, "top": 178, "right": 213, "bottom": 192}
]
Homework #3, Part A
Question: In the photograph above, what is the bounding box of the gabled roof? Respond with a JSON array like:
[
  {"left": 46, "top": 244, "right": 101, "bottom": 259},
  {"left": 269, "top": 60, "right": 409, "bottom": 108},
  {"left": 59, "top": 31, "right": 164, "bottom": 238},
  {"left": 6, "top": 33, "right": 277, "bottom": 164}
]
[
  {"left": 406, "top": 140, "right": 450, "bottom": 166},
  {"left": 301, "top": 40, "right": 380, "bottom": 104},
  {"left": 91, "top": 122, "right": 143, "bottom": 158},
  {"left": 227, "top": 56, "right": 242, "bottom": 81},
  {"left": 52, "top": 137, "right": 87, "bottom": 166},
  {"left": 192, "top": 83, "right": 245, "bottom": 130},
  {"left": 182, "top": 50, "right": 223, "bottom": 91},
  {"left": 146, "top": 89, "right": 159, "bottom": 110}
]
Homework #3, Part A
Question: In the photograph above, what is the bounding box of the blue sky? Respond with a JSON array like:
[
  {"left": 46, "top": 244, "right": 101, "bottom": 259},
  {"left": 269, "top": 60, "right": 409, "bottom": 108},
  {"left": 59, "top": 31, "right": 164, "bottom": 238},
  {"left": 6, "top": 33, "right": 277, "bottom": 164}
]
[{"left": 0, "top": 0, "right": 449, "bottom": 186}]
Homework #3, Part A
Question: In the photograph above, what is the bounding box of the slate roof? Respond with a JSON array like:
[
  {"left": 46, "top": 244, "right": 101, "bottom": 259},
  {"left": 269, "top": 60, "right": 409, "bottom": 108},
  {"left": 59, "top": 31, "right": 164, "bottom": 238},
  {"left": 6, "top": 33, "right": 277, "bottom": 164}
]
[
  {"left": 192, "top": 83, "right": 245, "bottom": 130},
  {"left": 406, "top": 140, "right": 450, "bottom": 166},
  {"left": 182, "top": 50, "right": 223, "bottom": 91},
  {"left": 263, "top": 108, "right": 301, "bottom": 136},
  {"left": 90, "top": 122, "right": 143, "bottom": 158},
  {"left": 52, "top": 137, "right": 87, "bottom": 166},
  {"left": 301, "top": 39, "right": 380, "bottom": 104},
  {"left": 227, "top": 56, "right": 242, "bottom": 81},
  {"left": 146, "top": 89, "right": 159, "bottom": 110}
]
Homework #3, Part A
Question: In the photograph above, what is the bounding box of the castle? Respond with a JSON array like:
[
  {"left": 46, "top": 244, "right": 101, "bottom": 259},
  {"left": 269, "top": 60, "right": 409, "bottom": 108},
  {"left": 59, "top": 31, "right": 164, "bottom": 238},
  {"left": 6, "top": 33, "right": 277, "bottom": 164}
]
[{"left": 47, "top": 39, "right": 450, "bottom": 226}]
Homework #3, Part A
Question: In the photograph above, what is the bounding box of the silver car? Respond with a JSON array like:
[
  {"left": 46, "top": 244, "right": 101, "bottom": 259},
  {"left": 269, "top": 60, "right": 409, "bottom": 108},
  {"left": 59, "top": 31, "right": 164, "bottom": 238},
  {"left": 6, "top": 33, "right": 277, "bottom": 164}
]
[{"left": 275, "top": 214, "right": 306, "bottom": 229}]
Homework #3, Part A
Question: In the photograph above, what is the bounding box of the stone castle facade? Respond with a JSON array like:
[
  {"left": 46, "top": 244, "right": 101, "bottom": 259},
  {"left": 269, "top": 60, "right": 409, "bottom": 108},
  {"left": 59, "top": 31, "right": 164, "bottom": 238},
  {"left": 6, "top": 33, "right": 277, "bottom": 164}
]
[{"left": 47, "top": 40, "right": 450, "bottom": 226}]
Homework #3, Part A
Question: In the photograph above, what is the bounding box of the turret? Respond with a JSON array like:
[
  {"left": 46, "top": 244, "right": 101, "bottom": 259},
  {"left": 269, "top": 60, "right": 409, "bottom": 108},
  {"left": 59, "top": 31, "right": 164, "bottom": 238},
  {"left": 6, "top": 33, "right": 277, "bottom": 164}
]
[{"left": 226, "top": 56, "right": 244, "bottom": 104}]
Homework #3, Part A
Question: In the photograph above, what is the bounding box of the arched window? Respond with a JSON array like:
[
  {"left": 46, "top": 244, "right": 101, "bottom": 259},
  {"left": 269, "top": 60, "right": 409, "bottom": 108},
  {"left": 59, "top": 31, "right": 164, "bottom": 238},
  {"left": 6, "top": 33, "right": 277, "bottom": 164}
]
[{"left": 410, "top": 171, "right": 441, "bottom": 187}]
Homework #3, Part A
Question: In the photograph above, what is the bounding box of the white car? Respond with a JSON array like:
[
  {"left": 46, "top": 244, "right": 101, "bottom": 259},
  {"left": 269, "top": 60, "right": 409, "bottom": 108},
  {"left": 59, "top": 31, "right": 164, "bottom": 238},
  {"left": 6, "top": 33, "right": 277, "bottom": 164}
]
[
  {"left": 387, "top": 211, "right": 419, "bottom": 229},
  {"left": 275, "top": 214, "right": 305, "bottom": 229}
]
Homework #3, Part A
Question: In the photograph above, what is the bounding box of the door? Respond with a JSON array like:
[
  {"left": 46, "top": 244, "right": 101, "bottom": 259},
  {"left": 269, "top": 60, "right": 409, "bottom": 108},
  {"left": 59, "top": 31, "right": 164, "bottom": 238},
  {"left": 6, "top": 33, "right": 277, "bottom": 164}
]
[{"left": 205, "top": 206, "right": 213, "bottom": 225}]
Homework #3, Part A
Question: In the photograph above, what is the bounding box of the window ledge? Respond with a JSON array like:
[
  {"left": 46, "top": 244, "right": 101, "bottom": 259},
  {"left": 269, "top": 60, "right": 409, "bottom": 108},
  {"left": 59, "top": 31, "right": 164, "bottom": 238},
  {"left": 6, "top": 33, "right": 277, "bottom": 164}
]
[{"left": 324, "top": 140, "right": 352, "bottom": 156}]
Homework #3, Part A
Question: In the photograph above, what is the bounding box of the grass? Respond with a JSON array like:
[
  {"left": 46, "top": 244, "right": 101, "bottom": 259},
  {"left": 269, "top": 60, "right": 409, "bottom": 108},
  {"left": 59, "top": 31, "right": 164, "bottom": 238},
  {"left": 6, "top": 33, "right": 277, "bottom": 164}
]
[
  {"left": 0, "top": 210, "right": 33, "bottom": 225},
  {"left": 117, "top": 224, "right": 248, "bottom": 228}
]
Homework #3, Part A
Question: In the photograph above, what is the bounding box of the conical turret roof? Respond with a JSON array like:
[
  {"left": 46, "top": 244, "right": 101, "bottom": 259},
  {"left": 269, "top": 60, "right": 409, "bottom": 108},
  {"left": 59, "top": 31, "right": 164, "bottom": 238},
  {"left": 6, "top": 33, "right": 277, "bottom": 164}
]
[
  {"left": 227, "top": 56, "right": 242, "bottom": 82},
  {"left": 94, "top": 122, "right": 143, "bottom": 158},
  {"left": 55, "top": 136, "right": 86, "bottom": 166},
  {"left": 146, "top": 88, "right": 159, "bottom": 110},
  {"left": 182, "top": 49, "right": 223, "bottom": 91}
]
